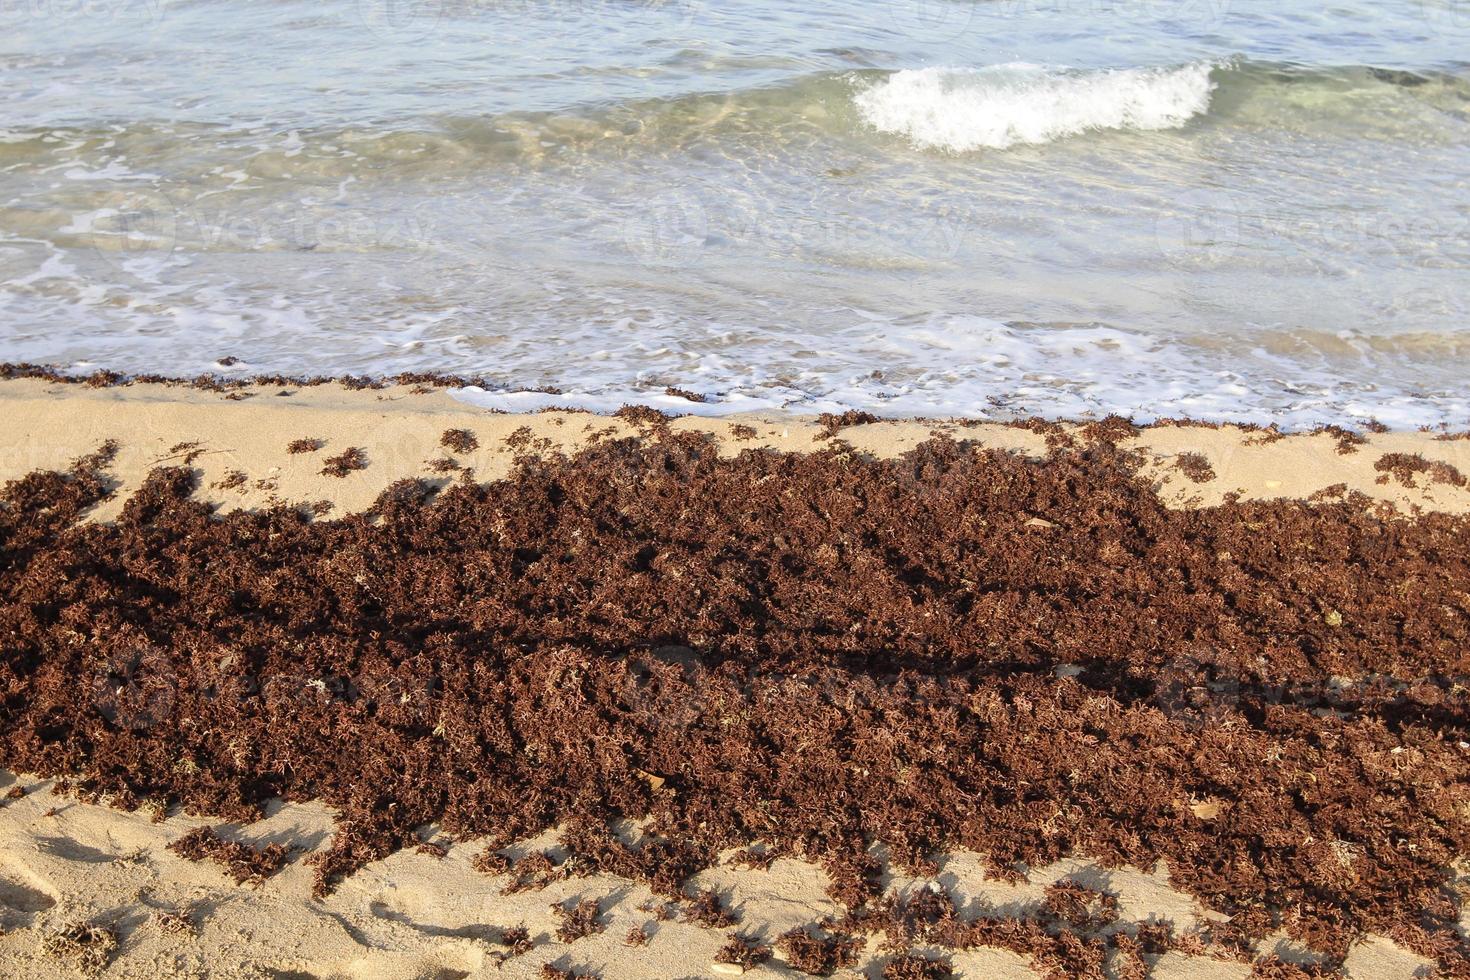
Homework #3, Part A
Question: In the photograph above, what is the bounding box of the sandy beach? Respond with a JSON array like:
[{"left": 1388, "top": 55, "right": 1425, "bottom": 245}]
[
  {"left": 0, "top": 378, "right": 1467, "bottom": 978},
  {"left": 1, "top": 377, "right": 1467, "bottom": 519},
  {"left": 7, "top": 0, "right": 1470, "bottom": 975},
  {"left": 0, "top": 772, "right": 1440, "bottom": 979}
]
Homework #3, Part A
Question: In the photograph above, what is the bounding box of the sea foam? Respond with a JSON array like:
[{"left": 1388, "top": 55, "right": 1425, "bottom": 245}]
[{"left": 853, "top": 62, "right": 1217, "bottom": 151}]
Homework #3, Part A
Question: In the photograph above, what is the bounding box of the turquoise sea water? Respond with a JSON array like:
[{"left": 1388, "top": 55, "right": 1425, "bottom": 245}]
[{"left": 1, "top": 0, "right": 1468, "bottom": 425}]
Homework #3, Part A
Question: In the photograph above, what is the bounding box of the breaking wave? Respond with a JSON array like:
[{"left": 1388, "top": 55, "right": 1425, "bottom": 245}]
[{"left": 853, "top": 61, "right": 1218, "bottom": 151}]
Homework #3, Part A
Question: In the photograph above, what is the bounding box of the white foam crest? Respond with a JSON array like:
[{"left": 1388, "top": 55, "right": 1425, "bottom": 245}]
[
  {"left": 447, "top": 317, "right": 1470, "bottom": 431},
  {"left": 3, "top": 269, "right": 1464, "bottom": 430},
  {"left": 853, "top": 62, "right": 1217, "bottom": 151}
]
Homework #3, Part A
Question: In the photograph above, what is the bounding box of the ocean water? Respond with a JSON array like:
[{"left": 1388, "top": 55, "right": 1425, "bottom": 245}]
[{"left": 1, "top": 0, "right": 1468, "bottom": 426}]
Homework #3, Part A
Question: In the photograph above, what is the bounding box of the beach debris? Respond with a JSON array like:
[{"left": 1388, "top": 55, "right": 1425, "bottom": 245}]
[
  {"left": 552, "top": 898, "right": 606, "bottom": 943},
  {"left": 638, "top": 899, "right": 679, "bottom": 921},
  {"left": 166, "top": 826, "right": 290, "bottom": 887},
  {"left": 151, "top": 909, "right": 196, "bottom": 937},
  {"left": 211, "top": 470, "right": 248, "bottom": 491},
  {"left": 880, "top": 953, "right": 953, "bottom": 979},
  {"left": 1174, "top": 451, "right": 1216, "bottom": 483},
  {"left": 40, "top": 920, "right": 118, "bottom": 975},
  {"left": 816, "top": 409, "right": 880, "bottom": 439},
  {"left": 1374, "top": 452, "right": 1467, "bottom": 488},
  {"left": 1189, "top": 798, "right": 1224, "bottom": 821},
  {"left": 539, "top": 966, "right": 599, "bottom": 980},
  {"left": 500, "top": 851, "right": 578, "bottom": 895},
  {"left": 471, "top": 847, "right": 511, "bottom": 876},
  {"left": 319, "top": 446, "right": 367, "bottom": 477},
  {"left": 440, "top": 428, "right": 479, "bottom": 453},
  {"left": 728, "top": 846, "right": 777, "bottom": 871},
  {"left": 1308, "top": 484, "right": 1349, "bottom": 502},
  {"left": 1079, "top": 415, "right": 1140, "bottom": 445},
  {"left": 287, "top": 438, "right": 323, "bottom": 454},
  {"left": 1043, "top": 880, "right": 1119, "bottom": 931},
  {"left": 1, "top": 433, "right": 1468, "bottom": 972},
  {"left": 164, "top": 441, "right": 205, "bottom": 465},
  {"left": 682, "top": 888, "right": 738, "bottom": 928},
  {"left": 495, "top": 924, "right": 533, "bottom": 960},
  {"left": 414, "top": 839, "right": 448, "bottom": 858},
  {"left": 776, "top": 927, "right": 863, "bottom": 975},
  {"left": 714, "top": 934, "right": 773, "bottom": 971},
  {"left": 1314, "top": 424, "right": 1367, "bottom": 454},
  {"left": 614, "top": 404, "right": 672, "bottom": 434}
]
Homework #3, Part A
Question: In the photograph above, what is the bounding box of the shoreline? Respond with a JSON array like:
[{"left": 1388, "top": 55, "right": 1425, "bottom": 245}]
[
  {"left": 5, "top": 362, "right": 1469, "bottom": 436},
  {"left": 1, "top": 378, "right": 1469, "bottom": 523},
  {"left": 0, "top": 380, "right": 1467, "bottom": 977}
]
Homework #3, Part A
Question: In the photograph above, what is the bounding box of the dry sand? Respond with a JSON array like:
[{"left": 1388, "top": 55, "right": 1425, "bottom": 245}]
[
  {"left": 0, "top": 771, "right": 1438, "bottom": 979},
  {"left": 0, "top": 378, "right": 1464, "bottom": 978}
]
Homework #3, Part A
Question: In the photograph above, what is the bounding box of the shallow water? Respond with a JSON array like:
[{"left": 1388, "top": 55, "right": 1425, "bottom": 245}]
[{"left": 1, "top": 0, "right": 1468, "bottom": 425}]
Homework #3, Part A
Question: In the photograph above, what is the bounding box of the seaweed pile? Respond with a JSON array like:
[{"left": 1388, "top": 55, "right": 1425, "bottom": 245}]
[{"left": 1, "top": 431, "right": 1467, "bottom": 973}]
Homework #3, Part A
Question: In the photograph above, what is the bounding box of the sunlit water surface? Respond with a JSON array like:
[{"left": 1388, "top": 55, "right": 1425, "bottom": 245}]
[{"left": 2, "top": 0, "right": 1468, "bottom": 425}]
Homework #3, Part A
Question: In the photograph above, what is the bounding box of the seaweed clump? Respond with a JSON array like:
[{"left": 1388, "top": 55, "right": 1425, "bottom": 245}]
[
  {"left": 715, "top": 933, "right": 773, "bottom": 970},
  {"left": 1374, "top": 452, "right": 1466, "bottom": 488},
  {"left": 1, "top": 434, "right": 1469, "bottom": 971},
  {"left": 553, "top": 898, "right": 606, "bottom": 943},
  {"left": 777, "top": 927, "right": 864, "bottom": 975},
  {"left": 1173, "top": 452, "right": 1216, "bottom": 483},
  {"left": 440, "top": 428, "right": 479, "bottom": 453},
  {"left": 167, "top": 826, "right": 290, "bottom": 886},
  {"left": 41, "top": 921, "right": 118, "bottom": 975},
  {"left": 320, "top": 446, "right": 367, "bottom": 477}
]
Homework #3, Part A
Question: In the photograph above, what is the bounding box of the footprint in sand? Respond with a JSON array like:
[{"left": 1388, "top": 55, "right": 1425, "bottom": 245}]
[{"left": 0, "top": 870, "right": 57, "bottom": 929}]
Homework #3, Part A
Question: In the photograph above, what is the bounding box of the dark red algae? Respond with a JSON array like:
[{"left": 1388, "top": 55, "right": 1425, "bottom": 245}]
[{"left": 1, "top": 430, "right": 1468, "bottom": 973}]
